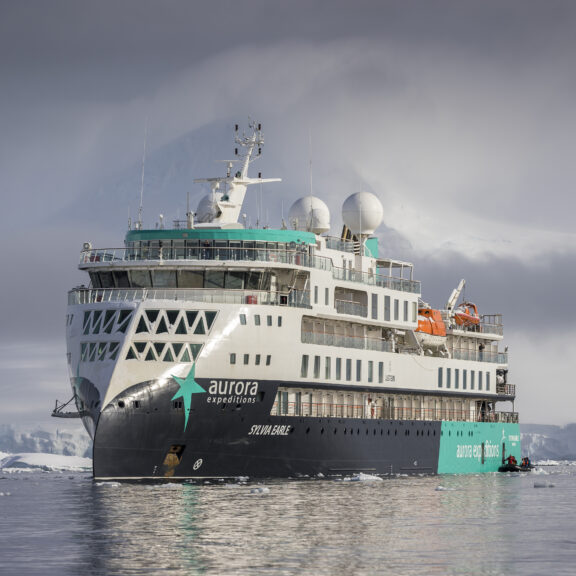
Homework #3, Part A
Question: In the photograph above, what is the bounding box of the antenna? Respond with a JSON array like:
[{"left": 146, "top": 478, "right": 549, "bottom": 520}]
[
  {"left": 308, "top": 129, "right": 313, "bottom": 196},
  {"left": 137, "top": 118, "right": 148, "bottom": 230}
]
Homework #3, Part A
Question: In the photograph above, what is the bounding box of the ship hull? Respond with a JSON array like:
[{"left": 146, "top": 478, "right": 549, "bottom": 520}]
[{"left": 91, "top": 377, "right": 520, "bottom": 480}]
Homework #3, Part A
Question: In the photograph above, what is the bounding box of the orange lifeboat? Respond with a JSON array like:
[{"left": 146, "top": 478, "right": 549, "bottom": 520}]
[
  {"left": 454, "top": 302, "right": 480, "bottom": 327},
  {"left": 417, "top": 309, "right": 446, "bottom": 336}
]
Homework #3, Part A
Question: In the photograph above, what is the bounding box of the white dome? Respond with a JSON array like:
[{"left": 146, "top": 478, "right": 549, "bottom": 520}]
[
  {"left": 288, "top": 195, "right": 331, "bottom": 234},
  {"left": 342, "top": 191, "right": 383, "bottom": 235},
  {"left": 196, "top": 193, "right": 219, "bottom": 223}
]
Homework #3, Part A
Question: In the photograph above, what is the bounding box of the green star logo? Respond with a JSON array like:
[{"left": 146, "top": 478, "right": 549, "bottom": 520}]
[{"left": 171, "top": 363, "right": 206, "bottom": 431}]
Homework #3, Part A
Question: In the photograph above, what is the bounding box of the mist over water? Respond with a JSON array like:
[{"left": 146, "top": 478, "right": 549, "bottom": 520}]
[{"left": 1, "top": 467, "right": 575, "bottom": 576}]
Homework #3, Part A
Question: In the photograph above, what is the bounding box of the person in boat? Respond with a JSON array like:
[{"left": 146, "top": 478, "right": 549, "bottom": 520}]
[
  {"left": 506, "top": 455, "right": 517, "bottom": 467},
  {"left": 521, "top": 456, "right": 531, "bottom": 468}
]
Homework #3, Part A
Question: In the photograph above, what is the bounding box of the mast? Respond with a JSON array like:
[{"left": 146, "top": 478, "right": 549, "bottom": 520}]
[{"left": 194, "top": 121, "right": 281, "bottom": 227}]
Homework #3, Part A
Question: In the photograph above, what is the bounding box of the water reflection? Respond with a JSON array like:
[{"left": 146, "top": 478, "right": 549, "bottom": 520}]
[{"left": 76, "top": 473, "right": 535, "bottom": 576}]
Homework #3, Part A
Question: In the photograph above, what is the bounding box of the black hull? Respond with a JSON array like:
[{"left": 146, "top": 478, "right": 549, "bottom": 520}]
[{"left": 92, "top": 378, "right": 442, "bottom": 480}]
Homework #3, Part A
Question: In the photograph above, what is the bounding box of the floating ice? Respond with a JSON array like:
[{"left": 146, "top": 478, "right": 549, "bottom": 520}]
[
  {"left": 344, "top": 473, "right": 383, "bottom": 482},
  {"left": 250, "top": 486, "right": 270, "bottom": 494}
]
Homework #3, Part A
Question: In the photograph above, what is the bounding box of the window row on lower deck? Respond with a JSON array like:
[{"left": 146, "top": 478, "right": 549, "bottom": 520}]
[{"left": 272, "top": 387, "right": 517, "bottom": 423}]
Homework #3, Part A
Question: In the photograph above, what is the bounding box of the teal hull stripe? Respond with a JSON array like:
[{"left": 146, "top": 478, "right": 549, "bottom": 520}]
[{"left": 437, "top": 421, "right": 521, "bottom": 474}]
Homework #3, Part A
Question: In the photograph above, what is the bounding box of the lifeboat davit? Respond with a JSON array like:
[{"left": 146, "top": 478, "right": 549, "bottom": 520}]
[{"left": 454, "top": 302, "right": 480, "bottom": 327}]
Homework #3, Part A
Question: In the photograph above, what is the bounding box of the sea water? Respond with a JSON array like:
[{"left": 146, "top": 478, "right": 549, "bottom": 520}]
[{"left": 1, "top": 465, "right": 575, "bottom": 576}]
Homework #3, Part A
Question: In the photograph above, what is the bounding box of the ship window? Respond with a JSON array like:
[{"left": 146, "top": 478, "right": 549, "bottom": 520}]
[
  {"left": 190, "top": 344, "right": 202, "bottom": 360},
  {"left": 255, "top": 354, "right": 261, "bottom": 366},
  {"left": 163, "top": 347, "right": 175, "bottom": 362},
  {"left": 471, "top": 371, "right": 475, "bottom": 390},
  {"left": 314, "top": 286, "right": 318, "bottom": 304},
  {"left": 254, "top": 315, "right": 261, "bottom": 326},
  {"left": 205, "top": 311, "right": 217, "bottom": 330},
  {"left": 346, "top": 359, "right": 352, "bottom": 381},
  {"left": 240, "top": 314, "right": 247, "bottom": 325},
  {"left": 186, "top": 311, "right": 199, "bottom": 329},
  {"left": 81, "top": 342, "right": 88, "bottom": 362},
  {"left": 394, "top": 299, "right": 399, "bottom": 321},
  {"left": 193, "top": 317, "right": 206, "bottom": 335},
  {"left": 446, "top": 368, "right": 451, "bottom": 389},
  {"left": 336, "top": 358, "right": 342, "bottom": 380},
  {"left": 113, "top": 271, "right": 130, "bottom": 288},
  {"left": 243, "top": 354, "right": 249, "bottom": 365},
  {"left": 266, "top": 355, "right": 271, "bottom": 366},
  {"left": 156, "top": 316, "right": 169, "bottom": 334},
  {"left": 175, "top": 318, "right": 187, "bottom": 335},
  {"left": 301, "top": 355, "right": 309, "bottom": 377},
  {"left": 438, "top": 367, "right": 443, "bottom": 388},
  {"left": 368, "top": 361, "right": 374, "bottom": 383},
  {"left": 167, "top": 310, "right": 179, "bottom": 325},
  {"left": 89, "top": 343, "right": 97, "bottom": 362},
  {"left": 145, "top": 310, "right": 160, "bottom": 323},
  {"left": 205, "top": 270, "right": 225, "bottom": 289},
  {"left": 313, "top": 356, "right": 321, "bottom": 378},
  {"left": 412, "top": 302, "right": 417, "bottom": 323},
  {"left": 463, "top": 370, "right": 467, "bottom": 390},
  {"left": 178, "top": 270, "right": 203, "bottom": 288},
  {"left": 83, "top": 311, "right": 91, "bottom": 335},
  {"left": 372, "top": 294, "right": 378, "bottom": 320},
  {"left": 126, "top": 347, "right": 136, "bottom": 360},
  {"left": 173, "top": 343, "right": 183, "bottom": 358},
  {"left": 267, "top": 315, "right": 272, "bottom": 327},
  {"left": 145, "top": 347, "right": 156, "bottom": 361},
  {"left": 325, "top": 287, "right": 329, "bottom": 305},
  {"left": 455, "top": 369, "right": 460, "bottom": 389},
  {"left": 89, "top": 272, "right": 102, "bottom": 289},
  {"left": 136, "top": 316, "right": 148, "bottom": 333},
  {"left": 181, "top": 347, "right": 192, "bottom": 363},
  {"left": 486, "top": 372, "right": 490, "bottom": 391},
  {"left": 129, "top": 270, "right": 151, "bottom": 288},
  {"left": 153, "top": 270, "right": 176, "bottom": 288},
  {"left": 99, "top": 272, "right": 114, "bottom": 288},
  {"left": 92, "top": 311, "right": 103, "bottom": 334},
  {"left": 116, "top": 310, "right": 133, "bottom": 333},
  {"left": 325, "top": 357, "right": 331, "bottom": 379},
  {"left": 154, "top": 343, "right": 166, "bottom": 357},
  {"left": 479, "top": 372, "right": 483, "bottom": 391},
  {"left": 98, "top": 343, "right": 106, "bottom": 361},
  {"left": 103, "top": 310, "right": 116, "bottom": 334},
  {"left": 379, "top": 362, "right": 384, "bottom": 384},
  {"left": 356, "top": 359, "right": 362, "bottom": 382},
  {"left": 277, "top": 316, "right": 282, "bottom": 327},
  {"left": 230, "top": 353, "right": 236, "bottom": 365},
  {"left": 384, "top": 296, "right": 391, "bottom": 321}
]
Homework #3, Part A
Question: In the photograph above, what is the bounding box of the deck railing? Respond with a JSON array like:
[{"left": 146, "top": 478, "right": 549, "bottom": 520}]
[
  {"left": 271, "top": 401, "right": 519, "bottom": 423},
  {"left": 68, "top": 287, "right": 311, "bottom": 308},
  {"left": 79, "top": 247, "right": 421, "bottom": 295},
  {"left": 301, "top": 331, "right": 393, "bottom": 352}
]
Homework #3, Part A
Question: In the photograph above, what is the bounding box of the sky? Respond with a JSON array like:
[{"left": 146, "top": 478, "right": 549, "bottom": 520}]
[{"left": 1, "top": 0, "right": 575, "bottom": 431}]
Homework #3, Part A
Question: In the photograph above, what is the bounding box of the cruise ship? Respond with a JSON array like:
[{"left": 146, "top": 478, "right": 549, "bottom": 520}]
[{"left": 61, "top": 122, "right": 520, "bottom": 480}]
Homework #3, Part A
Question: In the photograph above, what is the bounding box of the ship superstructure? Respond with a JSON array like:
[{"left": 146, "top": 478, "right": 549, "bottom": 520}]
[{"left": 63, "top": 122, "right": 520, "bottom": 479}]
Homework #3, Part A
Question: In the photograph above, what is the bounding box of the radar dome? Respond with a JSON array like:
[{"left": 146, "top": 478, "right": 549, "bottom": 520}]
[
  {"left": 288, "top": 195, "right": 331, "bottom": 234},
  {"left": 342, "top": 191, "right": 383, "bottom": 235},
  {"left": 196, "top": 193, "right": 219, "bottom": 223}
]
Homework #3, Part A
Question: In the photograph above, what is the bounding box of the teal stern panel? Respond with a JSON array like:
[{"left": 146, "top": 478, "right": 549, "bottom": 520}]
[{"left": 437, "top": 421, "right": 521, "bottom": 474}]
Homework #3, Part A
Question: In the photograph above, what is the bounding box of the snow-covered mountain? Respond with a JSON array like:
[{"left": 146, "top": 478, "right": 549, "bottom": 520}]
[
  {"left": 521, "top": 423, "right": 576, "bottom": 461},
  {"left": 0, "top": 424, "right": 92, "bottom": 459}
]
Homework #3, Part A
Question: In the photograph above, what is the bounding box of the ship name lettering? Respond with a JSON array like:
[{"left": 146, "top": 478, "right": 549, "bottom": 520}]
[
  {"left": 248, "top": 424, "right": 292, "bottom": 436},
  {"left": 456, "top": 442, "right": 500, "bottom": 460},
  {"left": 208, "top": 380, "right": 259, "bottom": 396}
]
